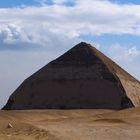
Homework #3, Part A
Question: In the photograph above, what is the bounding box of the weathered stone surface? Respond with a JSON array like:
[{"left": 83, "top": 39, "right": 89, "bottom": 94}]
[{"left": 3, "top": 42, "right": 140, "bottom": 110}]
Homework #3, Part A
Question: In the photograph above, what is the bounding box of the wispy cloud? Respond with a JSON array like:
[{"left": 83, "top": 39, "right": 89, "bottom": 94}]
[
  {"left": 37, "top": 0, "right": 75, "bottom": 6},
  {"left": 109, "top": 43, "right": 140, "bottom": 61},
  {"left": 106, "top": 43, "right": 140, "bottom": 80}
]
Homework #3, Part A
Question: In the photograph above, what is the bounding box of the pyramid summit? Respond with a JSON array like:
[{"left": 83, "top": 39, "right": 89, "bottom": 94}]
[
  {"left": 50, "top": 42, "right": 102, "bottom": 66},
  {"left": 3, "top": 42, "right": 140, "bottom": 110}
]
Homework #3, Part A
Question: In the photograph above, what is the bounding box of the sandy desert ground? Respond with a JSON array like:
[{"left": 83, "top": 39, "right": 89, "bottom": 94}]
[{"left": 1, "top": 108, "right": 140, "bottom": 140}]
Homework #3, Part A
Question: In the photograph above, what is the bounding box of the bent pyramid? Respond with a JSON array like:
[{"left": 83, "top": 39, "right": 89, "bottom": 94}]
[{"left": 3, "top": 42, "right": 140, "bottom": 110}]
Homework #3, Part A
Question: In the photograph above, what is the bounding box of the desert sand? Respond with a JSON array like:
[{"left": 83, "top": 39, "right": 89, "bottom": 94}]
[
  {"left": 1, "top": 108, "right": 140, "bottom": 140},
  {"left": 2, "top": 42, "right": 140, "bottom": 139}
]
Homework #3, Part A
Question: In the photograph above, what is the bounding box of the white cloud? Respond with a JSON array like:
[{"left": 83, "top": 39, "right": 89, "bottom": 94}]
[
  {"left": 0, "top": 0, "right": 140, "bottom": 41},
  {"left": 0, "top": 0, "right": 140, "bottom": 50},
  {"left": 0, "top": 0, "right": 140, "bottom": 49},
  {"left": 0, "top": 24, "right": 31, "bottom": 44},
  {"left": 0, "top": 23, "right": 80, "bottom": 50}
]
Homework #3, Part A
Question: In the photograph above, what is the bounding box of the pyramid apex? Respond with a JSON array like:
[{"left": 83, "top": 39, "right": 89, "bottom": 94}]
[
  {"left": 50, "top": 42, "right": 99, "bottom": 66},
  {"left": 78, "top": 41, "right": 89, "bottom": 45},
  {"left": 72, "top": 42, "right": 93, "bottom": 49}
]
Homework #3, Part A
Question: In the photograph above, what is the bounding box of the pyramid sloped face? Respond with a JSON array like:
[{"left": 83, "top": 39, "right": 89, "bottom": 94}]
[{"left": 3, "top": 42, "right": 140, "bottom": 110}]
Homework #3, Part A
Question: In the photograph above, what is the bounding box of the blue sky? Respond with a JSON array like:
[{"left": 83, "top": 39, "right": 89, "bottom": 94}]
[
  {"left": 0, "top": 0, "right": 75, "bottom": 7},
  {"left": 0, "top": 0, "right": 140, "bottom": 108},
  {"left": 113, "top": 0, "right": 140, "bottom": 4},
  {"left": 0, "top": 0, "right": 38, "bottom": 7},
  {"left": 0, "top": 0, "right": 140, "bottom": 7}
]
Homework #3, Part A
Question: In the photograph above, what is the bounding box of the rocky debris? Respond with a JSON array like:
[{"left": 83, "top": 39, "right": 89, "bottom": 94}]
[{"left": 7, "top": 123, "right": 13, "bottom": 128}]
